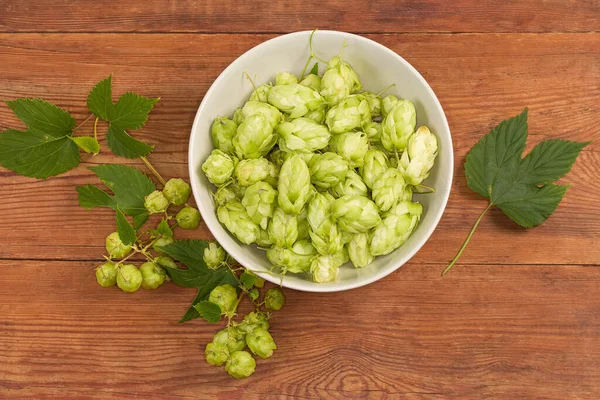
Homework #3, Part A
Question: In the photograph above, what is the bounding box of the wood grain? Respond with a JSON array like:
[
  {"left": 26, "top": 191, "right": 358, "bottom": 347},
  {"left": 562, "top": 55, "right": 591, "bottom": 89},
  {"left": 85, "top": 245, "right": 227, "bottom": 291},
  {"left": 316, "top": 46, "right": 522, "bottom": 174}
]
[
  {"left": 1, "top": 33, "right": 599, "bottom": 265},
  {"left": 1, "top": 260, "right": 599, "bottom": 399},
  {"left": 1, "top": 0, "right": 599, "bottom": 33}
]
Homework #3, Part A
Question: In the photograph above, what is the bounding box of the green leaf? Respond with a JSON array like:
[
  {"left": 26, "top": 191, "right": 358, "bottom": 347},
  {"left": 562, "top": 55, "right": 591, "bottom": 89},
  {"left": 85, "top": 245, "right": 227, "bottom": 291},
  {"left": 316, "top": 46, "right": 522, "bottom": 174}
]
[
  {"left": 157, "top": 219, "right": 173, "bottom": 238},
  {"left": 240, "top": 272, "right": 257, "bottom": 289},
  {"left": 193, "top": 301, "right": 222, "bottom": 323},
  {"left": 464, "top": 108, "right": 588, "bottom": 227},
  {"left": 106, "top": 125, "right": 154, "bottom": 159},
  {"left": 309, "top": 62, "right": 319, "bottom": 75},
  {"left": 71, "top": 136, "right": 100, "bottom": 154},
  {"left": 0, "top": 99, "right": 79, "bottom": 178},
  {"left": 446, "top": 108, "right": 590, "bottom": 275},
  {"left": 159, "top": 239, "right": 238, "bottom": 323},
  {"left": 86, "top": 76, "right": 159, "bottom": 158},
  {"left": 76, "top": 164, "right": 155, "bottom": 220},
  {"left": 116, "top": 206, "right": 137, "bottom": 245}
]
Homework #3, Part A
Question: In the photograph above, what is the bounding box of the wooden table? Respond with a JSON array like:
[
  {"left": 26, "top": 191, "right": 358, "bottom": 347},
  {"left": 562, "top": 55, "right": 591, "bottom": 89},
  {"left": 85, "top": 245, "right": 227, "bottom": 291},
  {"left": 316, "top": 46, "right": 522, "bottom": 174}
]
[{"left": 1, "top": 1, "right": 599, "bottom": 399}]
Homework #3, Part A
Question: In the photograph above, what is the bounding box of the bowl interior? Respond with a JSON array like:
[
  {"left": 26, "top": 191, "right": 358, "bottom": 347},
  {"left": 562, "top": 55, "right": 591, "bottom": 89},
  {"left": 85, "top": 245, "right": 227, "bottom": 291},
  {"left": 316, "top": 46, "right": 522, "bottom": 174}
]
[{"left": 189, "top": 30, "right": 453, "bottom": 292}]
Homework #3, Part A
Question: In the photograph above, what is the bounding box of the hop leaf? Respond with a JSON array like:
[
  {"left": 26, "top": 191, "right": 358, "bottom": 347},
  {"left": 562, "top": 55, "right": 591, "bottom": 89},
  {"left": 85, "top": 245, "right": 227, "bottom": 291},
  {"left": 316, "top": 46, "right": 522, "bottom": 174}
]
[
  {"left": 193, "top": 301, "right": 222, "bottom": 323},
  {"left": 115, "top": 206, "right": 137, "bottom": 245}
]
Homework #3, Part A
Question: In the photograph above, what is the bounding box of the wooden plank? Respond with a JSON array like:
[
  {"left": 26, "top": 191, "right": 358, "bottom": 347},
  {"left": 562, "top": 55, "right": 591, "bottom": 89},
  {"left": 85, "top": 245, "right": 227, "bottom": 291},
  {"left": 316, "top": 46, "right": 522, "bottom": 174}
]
[
  {"left": 0, "top": 260, "right": 599, "bottom": 399},
  {"left": 0, "top": 0, "right": 598, "bottom": 33},
  {"left": 0, "top": 33, "right": 598, "bottom": 265}
]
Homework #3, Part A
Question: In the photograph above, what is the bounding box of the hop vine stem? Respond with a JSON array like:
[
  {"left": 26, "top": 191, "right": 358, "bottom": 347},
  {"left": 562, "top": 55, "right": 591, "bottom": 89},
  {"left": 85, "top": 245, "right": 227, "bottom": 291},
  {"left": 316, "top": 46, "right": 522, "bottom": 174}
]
[
  {"left": 442, "top": 202, "right": 493, "bottom": 276},
  {"left": 140, "top": 156, "right": 167, "bottom": 186}
]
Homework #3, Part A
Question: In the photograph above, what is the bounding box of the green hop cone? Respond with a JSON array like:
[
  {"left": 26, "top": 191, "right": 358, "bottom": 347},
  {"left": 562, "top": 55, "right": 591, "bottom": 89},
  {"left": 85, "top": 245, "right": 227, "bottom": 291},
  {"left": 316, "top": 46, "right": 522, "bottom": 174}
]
[
  {"left": 398, "top": 126, "right": 439, "bottom": 185},
  {"left": 299, "top": 73, "right": 322, "bottom": 92},
  {"left": 325, "top": 95, "right": 371, "bottom": 134},
  {"left": 201, "top": 149, "right": 236, "bottom": 186},
  {"left": 208, "top": 284, "right": 238, "bottom": 314},
  {"left": 241, "top": 100, "right": 282, "bottom": 130},
  {"left": 277, "top": 154, "right": 312, "bottom": 215},
  {"left": 267, "top": 207, "right": 298, "bottom": 248},
  {"left": 369, "top": 201, "right": 423, "bottom": 256},
  {"left": 267, "top": 148, "right": 289, "bottom": 168},
  {"left": 267, "top": 239, "right": 316, "bottom": 274},
  {"left": 153, "top": 236, "right": 174, "bottom": 254},
  {"left": 116, "top": 264, "right": 143, "bottom": 293},
  {"left": 347, "top": 232, "right": 374, "bottom": 268},
  {"left": 341, "top": 230, "right": 354, "bottom": 245},
  {"left": 303, "top": 104, "right": 327, "bottom": 124},
  {"left": 204, "top": 342, "right": 229, "bottom": 367},
  {"left": 211, "top": 116, "right": 238, "bottom": 154},
  {"left": 360, "top": 149, "right": 388, "bottom": 189},
  {"left": 381, "top": 99, "right": 416, "bottom": 152},
  {"left": 105, "top": 232, "right": 132, "bottom": 259},
  {"left": 233, "top": 114, "right": 277, "bottom": 159},
  {"left": 256, "top": 227, "right": 273, "bottom": 247},
  {"left": 320, "top": 56, "right": 362, "bottom": 104},
  {"left": 213, "top": 327, "right": 247, "bottom": 353},
  {"left": 176, "top": 206, "right": 201, "bottom": 230},
  {"left": 249, "top": 83, "right": 272, "bottom": 103},
  {"left": 246, "top": 327, "right": 277, "bottom": 359},
  {"left": 400, "top": 185, "right": 413, "bottom": 202},
  {"left": 242, "top": 181, "right": 278, "bottom": 230},
  {"left": 232, "top": 108, "right": 245, "bottom": 125},
  {"left": 139, "top": 261, "right": 167, "bottom": 290},
  {"left": 144, "top": 190, "right": 169, "bottom": 214},
  {"left": 225, "top": 350, "right": 256, "bottom": 379},
  {"left": 310, "top": 248, "right": 348, "bottom": 283},
  {"left": 234, "top": 157, "right": 278, "bottom": 187},
  {"left": 330, "top": 169, "right": 368, "bottom": 198},
  {"left": 96, "top": 261, "right": 118, "bottom": 287},
  {"left": 357, "top": 91, "right": 382, "bottom": 118},
  {"left": 162, "top": 178, "right": 192, "bottom": 206},
  {"left": 307, "top": 193, "right": 344, "bottom": 255},
  {"left": 372, "top": 168, "right": 406, "bottom": 212},
  {"left": 238, "top": 311, "right": 270, "bottom": 334},
  {"left": 203, "top": 241, "right": 227, "bottom": 270},
  {"left": 328, "top": 131, "right": 369, "bottom": 168},
  {"left": 296, "top": 206, "right": 310, "bottom": 240},
  {"left": 308, "top": 152, "right": 349, "bottom": 189},
  {"left": 275, "top": 72, "right": 299, "bottom": 86},
  {"left": 267, "top": 83, "right": 324, "bottom": 119},
  {"left": 264, "top": 287, "right": 285, "bottom": 311},
  {"left": 363, "top": 121, "right": 383, "bottom": 143},
  {"left": 381, "top": 94, "right": 399, "bottom": 118},
  {"left": 249, "top": 288, "right": 260, "bottom": 301},
  {"left": 277, "top": 117, "right": 331, "bottom": 153},
  {"left": 155, "top": 255, "right": 177, "bottom": 270},
  {"left": 331, "top": 195, "right": 381, "bottom": 233},
  {"left": 217, "top": 201, "right": 259, "bottom": 244},
  {"left": 214, "top": 185, "right": 238, "bottom": 206}
]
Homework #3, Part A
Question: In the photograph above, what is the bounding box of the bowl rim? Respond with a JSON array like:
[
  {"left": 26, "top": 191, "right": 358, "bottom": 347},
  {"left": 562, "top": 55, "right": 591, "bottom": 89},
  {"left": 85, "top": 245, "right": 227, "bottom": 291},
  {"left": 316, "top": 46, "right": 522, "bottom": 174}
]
[{"left": 189, "top": 30, "right": 453, "bottom": 292}]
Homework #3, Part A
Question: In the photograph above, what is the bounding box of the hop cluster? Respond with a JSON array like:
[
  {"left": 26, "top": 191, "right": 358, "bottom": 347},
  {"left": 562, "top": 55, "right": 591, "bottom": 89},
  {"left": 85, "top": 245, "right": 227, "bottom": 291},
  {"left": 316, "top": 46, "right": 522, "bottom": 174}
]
[{"left": 201, "top": 36, "right": 438, "bottom": 283}]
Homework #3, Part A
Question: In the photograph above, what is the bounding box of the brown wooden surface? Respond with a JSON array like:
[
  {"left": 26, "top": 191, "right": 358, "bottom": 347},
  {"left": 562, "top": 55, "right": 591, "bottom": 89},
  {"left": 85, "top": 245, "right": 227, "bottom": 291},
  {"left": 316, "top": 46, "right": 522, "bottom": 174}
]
[{"left": 0, "top": 2, "right": 599, "bottom": 399}]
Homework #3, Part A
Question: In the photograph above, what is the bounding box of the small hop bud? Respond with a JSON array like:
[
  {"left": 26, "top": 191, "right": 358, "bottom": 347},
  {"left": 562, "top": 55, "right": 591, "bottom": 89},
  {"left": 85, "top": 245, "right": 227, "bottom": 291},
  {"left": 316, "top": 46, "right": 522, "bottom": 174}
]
[
  {"left": 105, "top": 232, "right": 132, "bottom": 259},
  {"left": 176, "top": 206, "right": 201, "bottom": 230},
  {"left": 246, "top": 327, "right": 277, "bottom": 359},
  {"left": 267, "top": 148, "right": 289, "bottom": 168},
  {"left": 116, "top": 264, "right": 143, "bottom": 293},
  {"left": 162, "top": 178, "right": 192, "bottom": 206},
  {"left": 139, "top": 261, "right": 167, "bottom": 290},
  {"left": 211, "top": 116, "right": 238, "bottom": 154},
  {"left": 208, "top": 284, "right": 238, "bottom": 314},
  {"left": 203, "top": 241, "right": 227, "bottom": 270},
  {"left": 381, "top": 99, "right": 417, "bottom": 152},
  {"left": 213, "top": 327, "right": 247, "bottom": 353},
  {"left": 225, "top": 350, "right": 256, "bottom": 379},
  {"left": 238, "top": 311, "right": 270, "bottom": 335},
  {"left": 331, "top": 195, "right": 381, "bottom": 233},
  {"left": 152, "top": 236, "right": 174, "bottom": 254},
  {"left": 264, "top": 287, "right": 285, "bottom": 311},
  {"left": 155, "top": 255, "right": 177, "bottom": 270},
  {"left": 202, "top": 149, "right": 236, "bottom": 186},
  {"left": 95, "top": 261, "right": 117, "bottom": 287},
  {"left": 303, "top": 104, "right": 327, "bottom": 124},
  {"left": 204, "top": 342, "right": 229, "bottom": 366},
  {"left": 307, "top": 193, "right": 344, "bottom": 255},
  {"left": 249, "top": 288, "right": 260, "bottom": 301},
  {"left": 144, "top": 190, "right": 169, "bottom": 214},
  {"left": 275, "top": 72, "right": 299, "bottom": 86}
]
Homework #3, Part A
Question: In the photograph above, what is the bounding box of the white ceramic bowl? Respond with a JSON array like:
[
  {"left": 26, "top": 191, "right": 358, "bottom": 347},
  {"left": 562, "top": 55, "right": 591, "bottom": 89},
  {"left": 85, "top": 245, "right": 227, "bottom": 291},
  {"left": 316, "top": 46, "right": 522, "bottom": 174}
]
[{"left": 189, "top": 30, "right": 453, "bottom": 292}]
